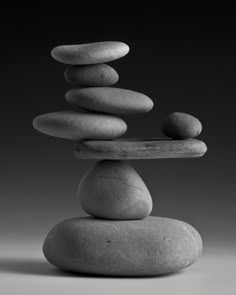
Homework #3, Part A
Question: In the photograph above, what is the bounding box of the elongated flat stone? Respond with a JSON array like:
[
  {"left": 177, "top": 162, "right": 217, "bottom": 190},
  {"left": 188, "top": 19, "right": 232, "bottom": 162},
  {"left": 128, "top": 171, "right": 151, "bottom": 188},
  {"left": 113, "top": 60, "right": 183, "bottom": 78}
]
[
  {"left": 64, "top": 64, "right": 119, "bottom": 86},
  {"left": 66, "top": 87, "right": 154, "bottom": 115},
  {"left": 33, "top": 111, "right": 127, "bottom": 141},
  {"left": 74, "top": 138, "right": 207, "bottom": 159},
  {"left": 51, "top": 41, "right": 129, "bottom": 65},
  {"left": 43, "top": 216, "right": 202, "bottom": 276}
]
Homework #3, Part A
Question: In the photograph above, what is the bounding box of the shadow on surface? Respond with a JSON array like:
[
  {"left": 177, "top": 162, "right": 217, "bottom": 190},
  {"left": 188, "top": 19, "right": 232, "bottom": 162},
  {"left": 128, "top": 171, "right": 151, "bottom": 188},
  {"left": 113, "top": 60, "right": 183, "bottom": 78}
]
[{"left": 0, "top": 257, "right": 184, "bottom": 279}]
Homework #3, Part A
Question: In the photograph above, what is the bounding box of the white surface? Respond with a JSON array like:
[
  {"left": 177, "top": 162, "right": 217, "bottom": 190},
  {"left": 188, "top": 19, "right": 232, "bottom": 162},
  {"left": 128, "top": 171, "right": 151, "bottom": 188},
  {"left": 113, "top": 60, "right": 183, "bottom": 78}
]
[{"left": 0, "top": 243, "right": 235, "bottom": 295}]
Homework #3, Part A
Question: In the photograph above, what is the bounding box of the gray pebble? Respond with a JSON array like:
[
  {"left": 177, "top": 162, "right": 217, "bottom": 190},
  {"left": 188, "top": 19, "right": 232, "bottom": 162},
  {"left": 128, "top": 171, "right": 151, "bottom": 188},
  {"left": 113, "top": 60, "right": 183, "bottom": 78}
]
[
  {"left": 43, "top": 216, "right": 203, "bottom": 276},
  {"left": 162, "top": 112, "right": 202, "bottom": 139},
  {"left": 33, "top": 111, "right": 127, "bottom": 140},
  {"left": 51, "top": 41, "right": 129, "bottom": 65},
  {"left": 78, "top": 160, "right": 152, "bottom": 220},
  {"left": 64, "top": 64, "right": 119, "bottom": 86},
  {"left": 66, "top": 87, "right": 154, "bottom": 115}
]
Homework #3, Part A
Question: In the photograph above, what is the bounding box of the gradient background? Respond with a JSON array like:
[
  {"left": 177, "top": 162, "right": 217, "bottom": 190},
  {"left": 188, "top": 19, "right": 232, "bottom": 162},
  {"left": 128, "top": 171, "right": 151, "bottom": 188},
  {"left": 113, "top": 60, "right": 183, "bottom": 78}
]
[{"left": 0, "top": 8, "right": 235, "bottom": 294}]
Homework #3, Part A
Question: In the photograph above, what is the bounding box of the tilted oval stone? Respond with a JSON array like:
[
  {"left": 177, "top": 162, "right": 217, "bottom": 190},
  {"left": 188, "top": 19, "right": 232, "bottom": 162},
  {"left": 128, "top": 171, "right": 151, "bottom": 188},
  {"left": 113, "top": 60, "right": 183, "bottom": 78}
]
[
  {"left": 78, "top": 160, "right": 152, "bottom": 220},
  {"left": 33, "top": 111, "right": 127, "bottom": 140},
  {"left": 75, "top": 138, "right": 207, "bottom": 159},
  {"left": 162, "top": 112, "right": 202, "bottom": 139},
  {"left": 43, "top": 216, "right": 203, "bottom": 276},
  {"left": 66, "top": 88, "right": 154, "bottom": 115},
  {"left": 64, "top": 64, "right": 119, "bottom": 86},
  {"left": 51, "top": 41, "right": 129, "bottom": 65}
]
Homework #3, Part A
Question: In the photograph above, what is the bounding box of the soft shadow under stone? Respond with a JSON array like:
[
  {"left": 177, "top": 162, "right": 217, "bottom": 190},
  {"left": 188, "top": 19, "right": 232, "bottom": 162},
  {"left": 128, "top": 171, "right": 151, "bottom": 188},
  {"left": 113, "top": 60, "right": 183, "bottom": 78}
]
[{"left": 0, "top": 257, "right": 184, "bottom": 279}]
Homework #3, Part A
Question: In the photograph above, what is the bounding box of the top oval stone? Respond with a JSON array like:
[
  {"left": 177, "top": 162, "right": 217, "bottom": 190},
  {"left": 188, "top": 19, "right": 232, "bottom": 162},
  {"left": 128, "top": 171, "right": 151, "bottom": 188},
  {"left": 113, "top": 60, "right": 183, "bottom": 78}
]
[{"left": 51, "top": 41, "right": 130, "bottom": 65}]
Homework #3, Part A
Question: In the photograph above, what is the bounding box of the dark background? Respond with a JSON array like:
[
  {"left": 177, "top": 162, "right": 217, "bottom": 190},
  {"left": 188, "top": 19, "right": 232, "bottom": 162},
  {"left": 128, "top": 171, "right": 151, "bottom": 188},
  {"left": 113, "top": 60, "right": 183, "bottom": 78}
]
[{"left": 1, "top": 8, "right": 235, "bottom": 252}]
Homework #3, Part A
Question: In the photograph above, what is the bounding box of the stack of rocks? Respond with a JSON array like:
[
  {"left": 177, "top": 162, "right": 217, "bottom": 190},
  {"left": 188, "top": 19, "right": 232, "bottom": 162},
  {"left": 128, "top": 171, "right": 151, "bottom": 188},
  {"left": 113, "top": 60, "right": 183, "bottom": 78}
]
[{"left": 33, "top": 41, "right": 207, "bottom": 276}]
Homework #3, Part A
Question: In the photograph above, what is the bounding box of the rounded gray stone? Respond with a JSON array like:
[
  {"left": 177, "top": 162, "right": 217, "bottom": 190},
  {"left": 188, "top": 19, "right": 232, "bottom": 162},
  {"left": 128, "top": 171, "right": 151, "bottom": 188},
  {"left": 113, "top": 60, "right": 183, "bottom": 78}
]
[
  {"left": 78, "top": 160, "right": 152, "bottom": 220},
  {"left": 74, "top": 138, "right": 207, "bottom": 159},
  {"left": 66, "top": 87, "right": 154, "bottom": 115},
  {"left": 33, "top": 111, "right": 127, "bottom": 141},
  {"left": 162, "top": 112, "right": 202, "bottom": 139},
  {"left": 51, "top": 41, "right": 129, "bottom": 65},
  {"left": 64, "top": 64, "right": 119, "bottom": 86},
  {"left": 43, "top": 216, "right": 203, "bottom": 276}
]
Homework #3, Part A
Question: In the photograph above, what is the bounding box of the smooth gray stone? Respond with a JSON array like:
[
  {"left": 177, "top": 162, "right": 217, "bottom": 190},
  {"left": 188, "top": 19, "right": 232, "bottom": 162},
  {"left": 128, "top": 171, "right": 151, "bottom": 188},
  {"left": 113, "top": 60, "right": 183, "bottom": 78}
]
[
  {"left": 51, "top": 41, "right": 129, "bottom": 65},
  {"left": 43, "top": 216, "right": 203, "bottom": 276},
  {"left": 66, "top": 87, "right": 154, "bottom": 115},
  {"left": 74, "top": 138, "right": 207, "bottom": 159},
  {"left": 33, "top": 111, "right": 127, "bottom": 141},
  {"left": 162, "top": 112, "right": 202, "bottom": 139},
  {"left": 64, "top": 64, "right": 119, "bottom": 86},
  {"left": 78, "top": 160, "right": 152, "bottom": 220}
]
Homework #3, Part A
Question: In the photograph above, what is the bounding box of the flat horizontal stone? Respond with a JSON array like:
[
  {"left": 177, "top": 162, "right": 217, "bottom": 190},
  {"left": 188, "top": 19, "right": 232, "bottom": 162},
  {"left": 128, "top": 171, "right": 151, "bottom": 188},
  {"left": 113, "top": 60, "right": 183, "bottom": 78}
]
[
  {"left": 33, "top": 111, "right": 127, "bottom": 141},
  {"left": 74, "top": 138, "right": 207, "bottom": 159},
  {"left": 66, "top": 87, "right": 154, "bottom": 115},
  {"left": 51, "top": 41, "right": 129, "bottom": 65},
  {"left": 78, "top": 160, "right": 152, "bottom": 220},
  {"left": 64, "top": 64, "right": 119, "bottom": 86},
  {"left": 43, "top": 216, "right": 202, "bottom": 276}
]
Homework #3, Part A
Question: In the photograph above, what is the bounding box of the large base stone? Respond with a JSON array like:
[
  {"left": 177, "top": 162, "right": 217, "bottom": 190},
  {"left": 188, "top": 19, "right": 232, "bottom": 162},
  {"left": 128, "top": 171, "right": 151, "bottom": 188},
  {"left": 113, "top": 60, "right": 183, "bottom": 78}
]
[{"left": 43, "top": 216, "right": 202, "bottom": 276}]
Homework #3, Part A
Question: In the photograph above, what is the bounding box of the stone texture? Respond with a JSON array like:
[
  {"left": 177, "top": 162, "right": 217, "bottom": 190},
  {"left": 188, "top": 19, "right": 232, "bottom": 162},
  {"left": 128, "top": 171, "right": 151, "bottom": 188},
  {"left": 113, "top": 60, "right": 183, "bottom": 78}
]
[
  {"left": 64, "top": 64, "right": 119, "bottom": 86},
  {"left": 66, "top": 87, "right": 154, "bottom": 115},
  {"left": 78, "top": 160, "right": 152, "bottom": 220},
  {"left": 162, "top": 112, "right": 202, "bottom": 139},
  {"left": 43, "top": 216, "right": 203, "bottom": 276},
  {"left": 51, "top": 41, "right": 129, "bottom": 65},
  {"left": 33, "top": 111, "right": 127, "bottom": 141},
  {"left": 75, "top": 138, "right": 207, "bottom": 159}
]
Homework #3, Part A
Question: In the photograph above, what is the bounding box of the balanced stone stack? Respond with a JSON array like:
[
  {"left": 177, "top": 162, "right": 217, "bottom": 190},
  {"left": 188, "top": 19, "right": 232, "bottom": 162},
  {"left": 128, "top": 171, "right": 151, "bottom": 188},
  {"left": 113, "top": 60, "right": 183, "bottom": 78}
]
[{"left": 33, "top": 41, "right": 207, "bottom": 276}]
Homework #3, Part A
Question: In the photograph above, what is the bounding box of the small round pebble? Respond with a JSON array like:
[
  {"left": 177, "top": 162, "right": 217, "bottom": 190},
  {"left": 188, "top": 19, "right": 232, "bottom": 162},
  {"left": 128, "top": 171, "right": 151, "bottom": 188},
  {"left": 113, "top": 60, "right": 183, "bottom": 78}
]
[
  {"left": 66, "top": 87, "right": 154, "bottom": 115},
  {"left": 64, "top": 64, "right": 119, "bottom": 86},
  {"left": 78, "top": 160, "right": 152, "bottom": 220},
  {"left": 162, "top": 112, "right": 202, "bottom": 139},
  {"left": 33, "top": 111, "right": 127, "bottom": 141},
  {"left": 51, "top": 41, "right": 129, "bottom": 65},
  {"left": 43, "top": 216, "right": 203, "bottom": 276}
]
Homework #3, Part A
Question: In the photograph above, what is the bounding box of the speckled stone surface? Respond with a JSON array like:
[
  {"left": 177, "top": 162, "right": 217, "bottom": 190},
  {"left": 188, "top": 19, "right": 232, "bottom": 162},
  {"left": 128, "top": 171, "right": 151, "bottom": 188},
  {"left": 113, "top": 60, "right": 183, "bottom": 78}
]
[{"left": 43, "top": 216, "right": 203, "bottom": 276}]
